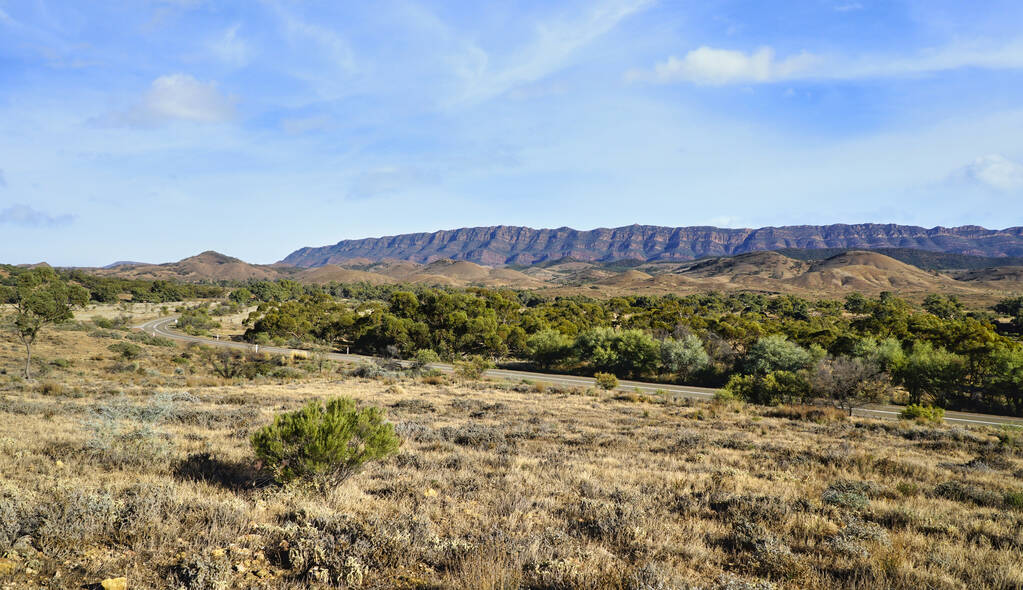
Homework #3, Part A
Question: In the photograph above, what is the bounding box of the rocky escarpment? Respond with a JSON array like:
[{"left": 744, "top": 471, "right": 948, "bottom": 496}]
[{"left": 280, "top": 224, "right": 1023, "bottom": 267}]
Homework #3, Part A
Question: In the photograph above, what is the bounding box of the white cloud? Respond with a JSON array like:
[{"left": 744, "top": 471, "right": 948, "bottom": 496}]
[
  {"left": 641, "top": 46, "right": 819, "bottom": 85},
  {"left": 105, "top": 74, "right": 236, "bottom": 126},
  {"left": 635, "top": 39, "right": 1023, "bottom": 85},
  {"left": 834, "top": 3, "right": 863, "bottom": 12},
  {"left": 208, "top": 24, "right": 249, "bottom": 66},
  {"left": 962, "top": 154, "right": 1023, "bottom": 191},
  {"left": 0, "top": 204, "right": 74, "bottom": 227}
]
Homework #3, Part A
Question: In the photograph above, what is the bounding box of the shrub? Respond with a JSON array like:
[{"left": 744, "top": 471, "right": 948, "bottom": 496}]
[
  {"left": 454, "top": 355, "right": 494, "bottom": 380},
  {"left": 821, "top": 480, "right": 876, "bottom": 509},
  {"left": 108, "top": 341, "right": 143, "bottom": 360},
  {"left": 900, "top": 404, "right": 944, "bottom": 424},
  {"left": 251, "top": 397, "right": 400, "bottom": 486},
  {"left": 933, "top": 481, "right": 1003, "bottom": 507},
  {"left": 594, "top": 372, "right": 618, "bottom": 390},
  {"left": 713, "top": 388, "right": 739, "bottom": 404},
  {"left": 412, "top": 349, "right": 441, "bottom": 369},
  {"left": 724, "top": 371, "right": 809, "bottom": 406},
  {"left": 37, "top": 381, "right": 65, "bottom": 396}
]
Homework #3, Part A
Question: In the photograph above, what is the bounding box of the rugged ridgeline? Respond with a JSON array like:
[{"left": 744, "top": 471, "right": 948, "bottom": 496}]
[{"left": 280, "top": 224, "right": 1023, "bottom": 267}]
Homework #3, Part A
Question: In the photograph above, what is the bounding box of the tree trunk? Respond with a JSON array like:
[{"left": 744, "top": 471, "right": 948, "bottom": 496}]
[{"left": 23, "top": 341, "right": 32, "bottom": 381}]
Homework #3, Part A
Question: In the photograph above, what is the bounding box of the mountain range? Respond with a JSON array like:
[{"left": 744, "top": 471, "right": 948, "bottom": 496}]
[
  {"left": 280, "top": 224, "right": 1023, "bottom": 267},
  {"left": 86, "top": 247, "right": 1023, "bottom": 303}
]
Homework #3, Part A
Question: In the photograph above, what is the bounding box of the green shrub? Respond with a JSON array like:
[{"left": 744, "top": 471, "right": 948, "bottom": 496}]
[
  {"left": 1004, "top": 490, "right": 1023, "bottom": 510},
  {"left": 412, "top": 349, "right": 441, "bottom": 369},
  {"left": 724, "top": 371, "right": 809, "bottom": 406},
  {"left": 108, "top": 341, "right": 143, "bottom": 360},
  {"left": 593, "top": 372, "right": 619, "bottom": 390},
  {"left": 895, "top": 482, "right": 919, "bottom": 497},
  {"left": 251, "top": 397, "right": 400, "bottom": 486},
  {"left": 713, "top": 388, "right": 739, "bottom": 404},
  {"left": 900, "top": 404, "right": 944, "bottom": 424},
  {"left": 454, "top": 355, "right": 493, "bottom": 380}
]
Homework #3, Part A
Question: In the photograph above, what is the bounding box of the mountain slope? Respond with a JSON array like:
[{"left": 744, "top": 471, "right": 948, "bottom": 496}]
[{"left": 280, "top": 224, "right": 1023, "bottom": 267}]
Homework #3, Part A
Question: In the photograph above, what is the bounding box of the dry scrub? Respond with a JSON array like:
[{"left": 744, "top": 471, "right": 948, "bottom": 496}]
[{"left": 0, "top": 315, "right": 1021, "bottom": 589}]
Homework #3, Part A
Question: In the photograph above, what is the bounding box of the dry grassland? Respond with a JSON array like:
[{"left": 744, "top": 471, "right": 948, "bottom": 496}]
[{"left": 0, "top": 311, "right": 1021, "bottom": 589}]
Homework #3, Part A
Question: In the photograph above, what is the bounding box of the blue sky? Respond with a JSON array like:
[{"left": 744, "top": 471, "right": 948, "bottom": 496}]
[{"left": 2, "top": 0, "right": 1023, "bottom": 265}]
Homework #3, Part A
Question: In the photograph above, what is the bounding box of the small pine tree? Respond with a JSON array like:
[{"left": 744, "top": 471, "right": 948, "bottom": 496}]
[{"left": 251, "top": 397, "right": 400, "bottom": 487}]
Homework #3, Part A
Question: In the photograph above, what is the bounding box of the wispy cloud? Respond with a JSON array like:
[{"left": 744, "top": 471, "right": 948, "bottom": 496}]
[
  {"left": 633, "top": 39, "right": 1023, "bottom": 85},
  {"left": 208, "top": 23, "right": 250, "bottom": 66},
  {"left": 281, "top": 115, "right": 331, "bottom": 135},
  {"left": 266, "top": 0, "right": 355, "bottom": 72},
  {"left": 0, "top": 204, "right": 74, "bottom": 227},
  {"left": 102, "top": 74, "right": 237, "bottom": 126},
  {"left": 959, "top": 154, "right": 1023, "bottom": 192},
  {"left": 347, "top": 167, "right": 438, "bottom": 200},
  {"left": 451, "top": 0, "right": 653, "bottom": 104}
]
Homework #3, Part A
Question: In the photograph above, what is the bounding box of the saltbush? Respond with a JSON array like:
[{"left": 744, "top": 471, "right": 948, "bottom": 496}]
[{"left": 251, "top": 397, "right": 400, "bottom": 486}]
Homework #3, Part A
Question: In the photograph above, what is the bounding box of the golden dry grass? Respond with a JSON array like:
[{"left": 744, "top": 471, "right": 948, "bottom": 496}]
[{"left": 0, "top": 315, "right": 1021, "bottom": 589}]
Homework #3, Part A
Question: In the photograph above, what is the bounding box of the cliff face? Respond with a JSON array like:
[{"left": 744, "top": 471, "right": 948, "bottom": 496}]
[{"left": 280, "top": 224, "right": 1023, "bottom": 267}]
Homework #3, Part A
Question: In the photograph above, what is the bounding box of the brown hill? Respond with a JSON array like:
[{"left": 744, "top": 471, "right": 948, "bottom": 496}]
[
  {"left": 295, "top": 265, "right": 396, "bottom": 285},
  {"left": 95, "top": 251, "right": 280, "bottom": 282},
  {"left": 950, "top": 266, "right": 1023, "bottom": 285},
  {"left": 598, "top": 269, "right": 654, "bottom": 286},
  {"left": 789, "top": 251, "right": 954, "bottom": 291},
  {"left": 681, "top": 251, "right": 810, "bottom": 280}
]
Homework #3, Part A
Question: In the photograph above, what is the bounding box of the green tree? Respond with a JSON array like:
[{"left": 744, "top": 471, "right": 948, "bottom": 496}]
[
  {"left": 229, "top": 287, "right": 253, "bottom": 305},
  {"left": 724, "top": 370, "right": 809, "bottom": 405},
  {"left": 742, "top": 334, "right": 812, "bottom": 376},
  {"left": 923, "top": 294, "right": 964, "bottom": 320},
  {"left": 526, "top": 329, "right": 574, "bottom": 370},
  {"left": 899, "top": 342, "right": 965, "bottom": 405},
  {"left": 995, "top": 296, "right": 1023, "bottom": 332},
  {"left": 9, "top": 267, "right": 89, "bottom": 379},
  {"left": 659, "top": 334, "right": 709, "bottom": 382}
]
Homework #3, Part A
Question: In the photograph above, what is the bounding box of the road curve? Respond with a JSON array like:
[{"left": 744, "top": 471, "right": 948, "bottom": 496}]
[{"left": 137, "top": 317, "right": 1022, "bottom": 428}]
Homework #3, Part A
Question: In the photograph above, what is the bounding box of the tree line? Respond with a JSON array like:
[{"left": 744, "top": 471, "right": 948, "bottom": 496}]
[{"left": 240, "top": 287, "right": 1023, "bottom": 416}]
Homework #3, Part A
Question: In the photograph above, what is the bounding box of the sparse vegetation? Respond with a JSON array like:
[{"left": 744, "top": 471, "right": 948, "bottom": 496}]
[{"left": 0, "top": 310, "right": 1021, "bottom": 588}]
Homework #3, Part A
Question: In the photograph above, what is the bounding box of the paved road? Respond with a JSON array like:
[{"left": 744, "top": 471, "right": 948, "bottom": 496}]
[{"left": 137, "top": 317, "right": 1022, "bottom": 428}]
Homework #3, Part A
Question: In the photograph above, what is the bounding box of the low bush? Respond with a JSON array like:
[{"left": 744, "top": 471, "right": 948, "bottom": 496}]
[
  {"left": 594, "top": 372, "right": 618, "bottom": 391},
  {"left": 109, "top": 341, "right": 143, "bottom": 360},
  {"left": 412, "top": 349, "right": 441, "bottom": 369},
  {"left": 454, "top": 355, "right": 494, "bottom": 380},
  {"left": 900, "top": 404, "right": 944, "bottom": 424},
  {"left": 251, "top": 397, "right": 401, "bottom": 487}
]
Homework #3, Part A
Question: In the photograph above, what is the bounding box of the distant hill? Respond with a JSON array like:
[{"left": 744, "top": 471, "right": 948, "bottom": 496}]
[
  {"left": 280, "top": 224, "right": 1023, "bottom": 267},
  {"left": 102, "top": 260, "right": 149, "bottom": 269},
  {"left": 93, "top": 251, "right": 279, "bottom": 282},
  {"left": 774, "top": 247, "right": 1023, "bottom": 271}
]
